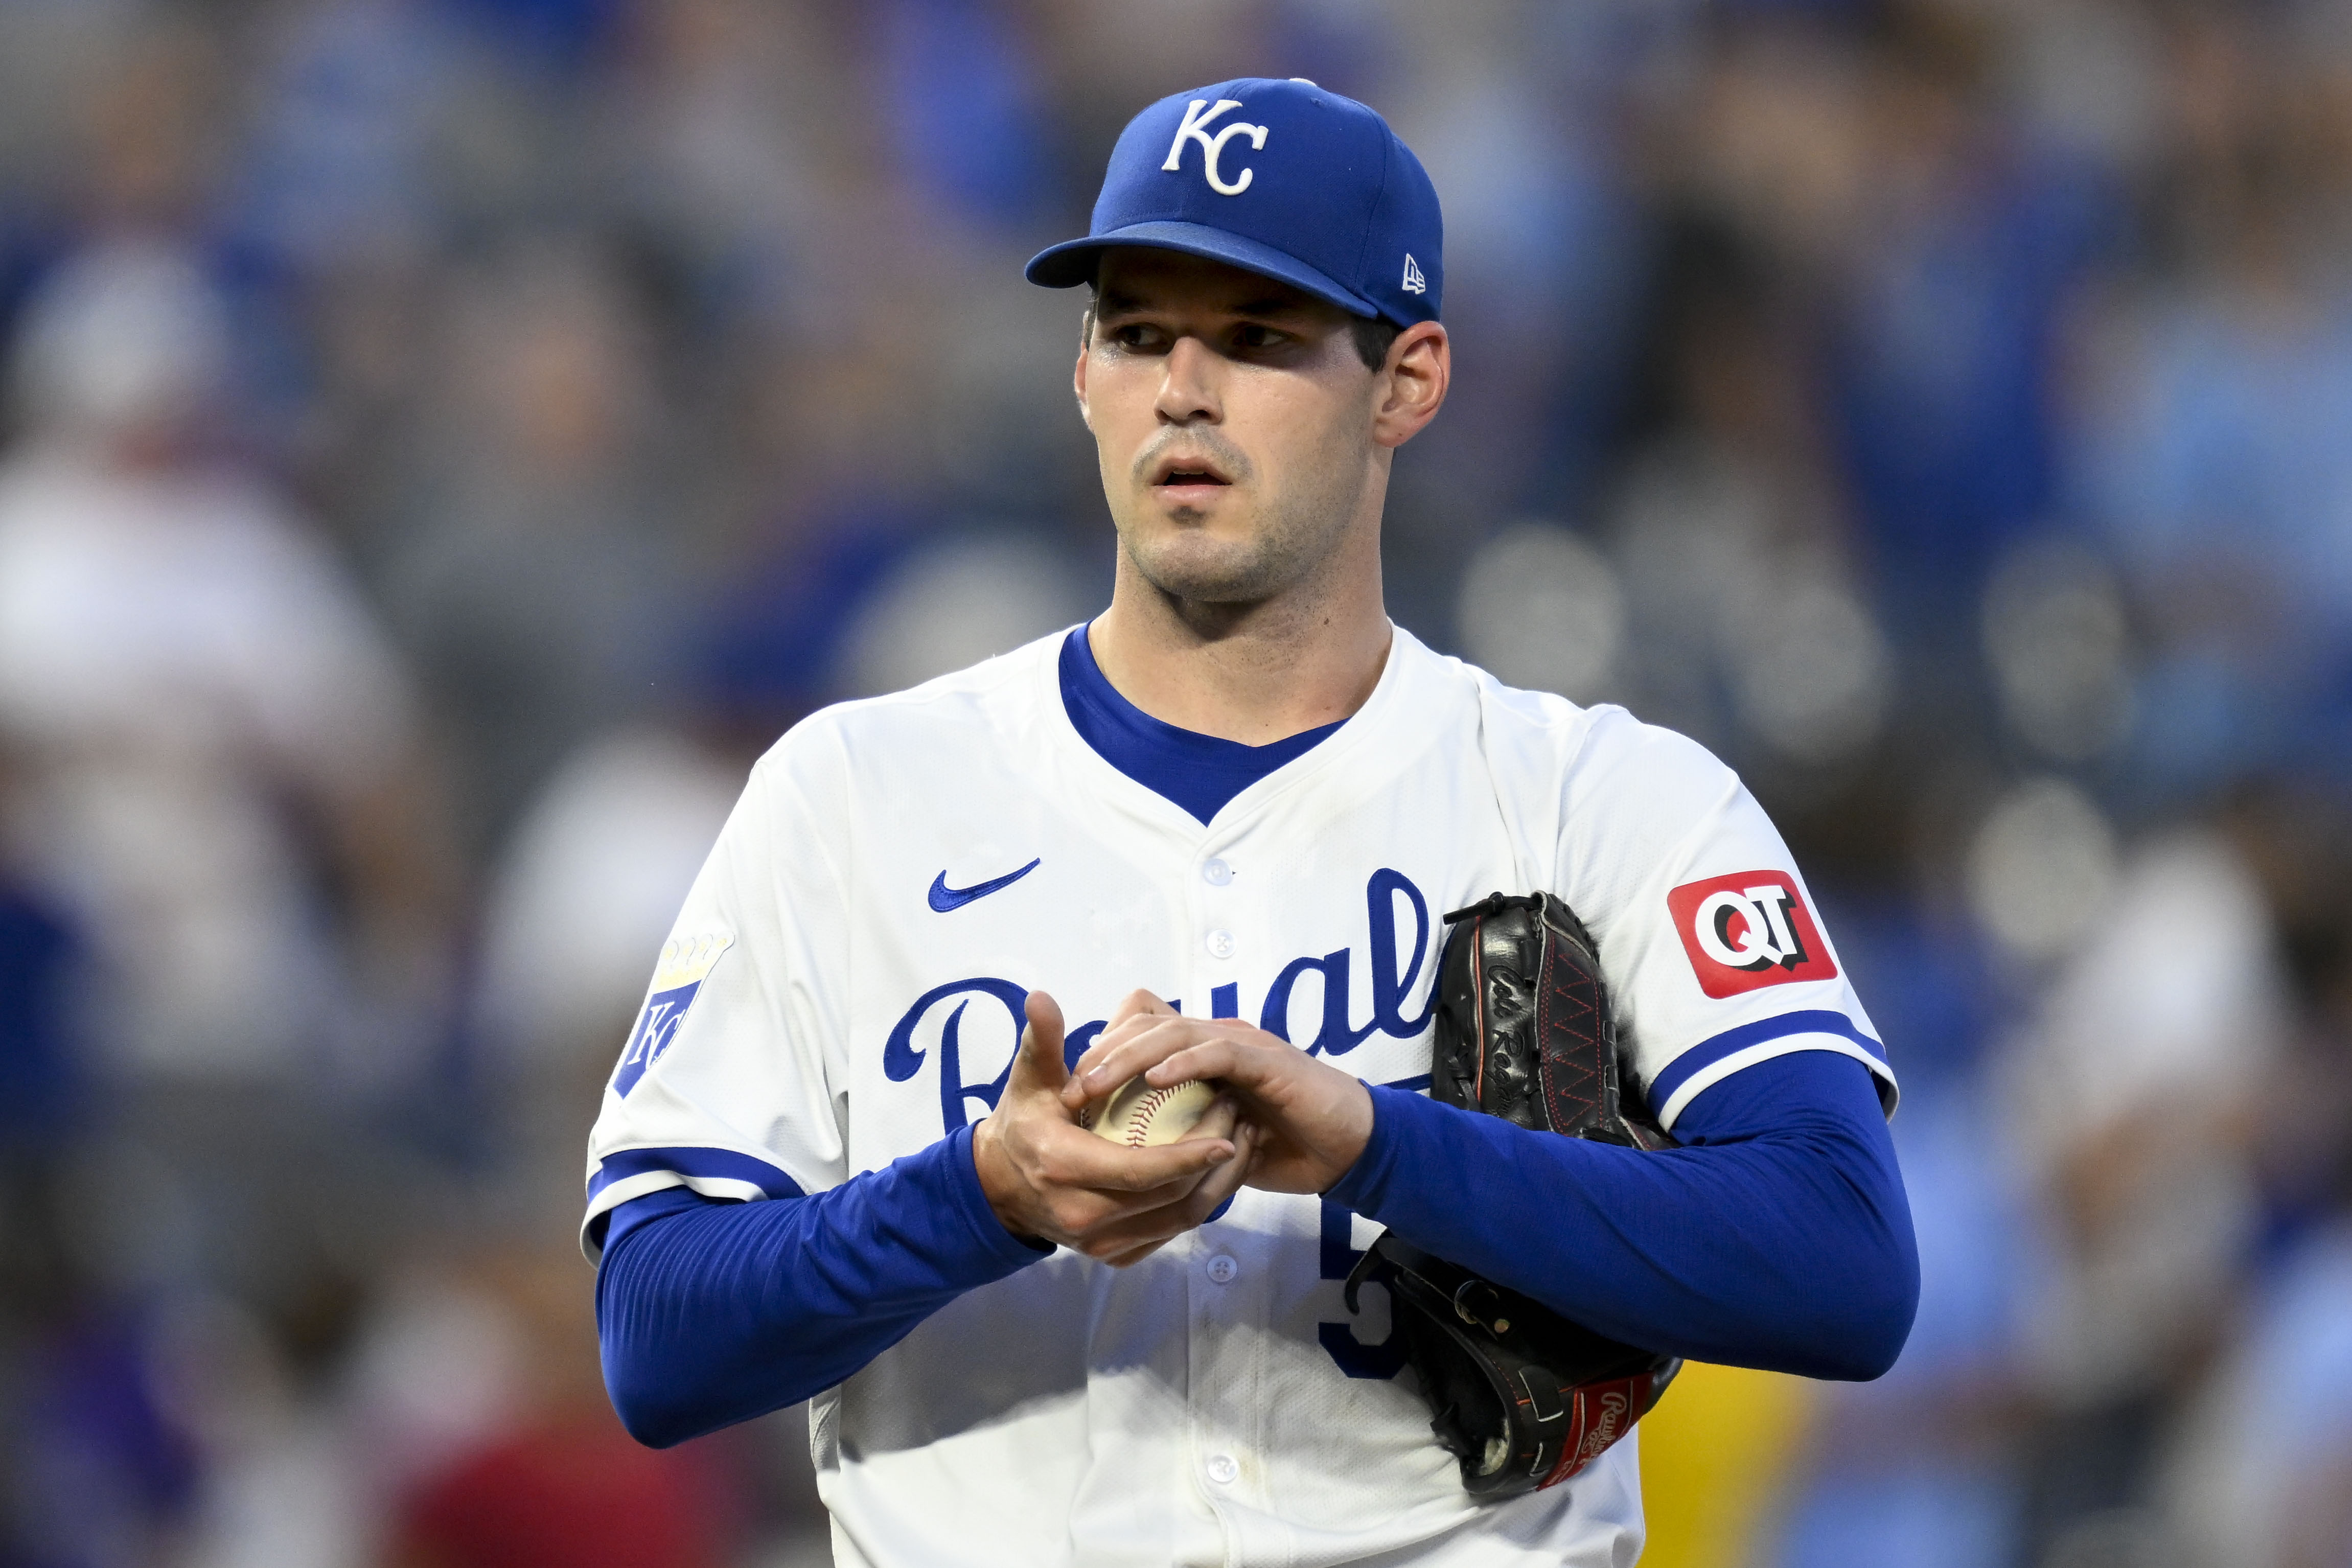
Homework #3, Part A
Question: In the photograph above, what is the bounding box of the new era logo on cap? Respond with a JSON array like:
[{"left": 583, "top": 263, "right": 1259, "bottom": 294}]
[{"left": 1026, "top": 77, "right": 1443, "bottom": 329}]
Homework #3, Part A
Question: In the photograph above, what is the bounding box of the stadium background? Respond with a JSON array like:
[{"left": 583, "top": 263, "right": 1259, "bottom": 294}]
[{"left": 0, "top": 2, "right": 2346, "bottom": 1565}]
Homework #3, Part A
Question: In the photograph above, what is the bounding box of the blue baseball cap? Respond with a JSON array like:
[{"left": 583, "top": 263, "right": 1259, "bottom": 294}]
[{"left": 1026, "top": 78, "right": 1443, "bottom": 328}]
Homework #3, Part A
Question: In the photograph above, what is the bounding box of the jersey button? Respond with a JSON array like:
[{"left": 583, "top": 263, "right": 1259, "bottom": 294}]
[
  {"left": 1202, "top": 857, "right": 1233, "bottom": 886},
  {"left": 1205, "top": 929, "right": 1236, "bottom": 960},
  {"left": 1206, "top": 1452, "right": 1239, "bottom": 1485},
  {"left": 1206, "top": 1254, "right": 1238, "bottom": 1284}
]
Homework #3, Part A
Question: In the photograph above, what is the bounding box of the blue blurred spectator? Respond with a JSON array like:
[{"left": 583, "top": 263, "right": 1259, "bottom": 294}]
[
  {"left": 0, "top": 873, "right": 85, "bottom": 1151},
  {"left": 877, "top": 0, "right": 1054, "bottom": 236},
  {"left": 457, "top": 0, "right": 624, "bottom": 71},
  {"left": 1826, "top": 13, "right": 2114, "bottom": 648},
  {"left": 226, "top": 0, "right": 478, "bottom": 276},
  {"left": 3, "top": 1304, "right": 203, "bottom": 1568}
]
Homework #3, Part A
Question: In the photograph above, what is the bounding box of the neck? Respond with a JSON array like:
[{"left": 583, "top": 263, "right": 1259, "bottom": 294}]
[{"left": 1089, "top": 512, "right": 1391, "bottom": 747}]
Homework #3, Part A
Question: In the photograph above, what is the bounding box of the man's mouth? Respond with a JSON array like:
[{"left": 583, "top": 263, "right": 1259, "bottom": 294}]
[{"left": 1149, "top": 455, "right": 1233, "bottom": 493}]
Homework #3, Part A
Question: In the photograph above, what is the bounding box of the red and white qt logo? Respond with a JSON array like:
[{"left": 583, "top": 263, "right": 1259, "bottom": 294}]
[{"left": 1667, "top": 871, "right": 1838, "bottom": 998}]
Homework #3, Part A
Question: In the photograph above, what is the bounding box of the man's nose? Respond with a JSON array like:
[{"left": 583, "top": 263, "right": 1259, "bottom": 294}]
[{"left": 1155, "top": 335, "right": 1223, "bottom": 425}]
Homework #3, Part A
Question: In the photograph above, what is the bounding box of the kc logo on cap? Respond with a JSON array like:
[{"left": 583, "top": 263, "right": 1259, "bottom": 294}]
[
  {"left": 1025, "top": 76, "right": 1444, "bottom": 329},
  {"left": 1163, "top": 99, "right": 1272, "bottom": 195}
]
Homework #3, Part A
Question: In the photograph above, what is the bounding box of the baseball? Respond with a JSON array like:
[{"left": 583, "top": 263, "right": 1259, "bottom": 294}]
[{"left": 1083, "top": 1073, "right": 1220, "bottom": 1148}]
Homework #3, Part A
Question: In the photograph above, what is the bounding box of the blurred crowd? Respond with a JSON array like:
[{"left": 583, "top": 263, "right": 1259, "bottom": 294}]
[{"left": 0, "top": 2, "right": 2346, "bottom": 1566}]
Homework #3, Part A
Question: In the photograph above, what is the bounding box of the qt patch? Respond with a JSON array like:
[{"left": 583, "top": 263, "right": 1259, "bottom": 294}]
[
  {"left": 1666, "top": 872, "right": 1837, "bottom": 998},
  {"left": 611, "top": 933, "right": 734, "bottom": 1097}
]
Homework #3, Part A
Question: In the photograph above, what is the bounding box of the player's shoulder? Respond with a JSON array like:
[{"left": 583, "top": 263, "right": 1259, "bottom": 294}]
[
  {"left": 747, "top": 627, "right": 1066, "bottom": 790},
  {"left": 1412, "top": 637, "right": 1737, "bottom": 813}
]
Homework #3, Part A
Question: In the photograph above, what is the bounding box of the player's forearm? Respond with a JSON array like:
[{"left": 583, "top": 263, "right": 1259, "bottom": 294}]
[
  {"left": 595, "top": 1124, "right": 1050, "bottom": 1447},
  {"left": 1325, "top": 1051, "right": 1918, "bottom": 1380}
]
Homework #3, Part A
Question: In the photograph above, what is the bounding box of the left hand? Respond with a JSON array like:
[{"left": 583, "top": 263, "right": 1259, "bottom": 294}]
[
  {"left": 1062, "top": 990, "right": 1375, "bottom": 1195},
  {"left": 975, "top": 991, "right": 1254, "bottom": 1267}
]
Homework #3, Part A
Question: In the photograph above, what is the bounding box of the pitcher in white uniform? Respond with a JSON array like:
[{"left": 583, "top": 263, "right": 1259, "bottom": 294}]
[{"left": 587, "top": 77, "right": 1915, "bottom": 1568}]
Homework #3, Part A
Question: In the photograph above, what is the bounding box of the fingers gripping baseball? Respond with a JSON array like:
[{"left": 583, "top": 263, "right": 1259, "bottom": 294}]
[
  {"left": 1092, "top": 1117, "right": 1259, "bottom": 1268},
  {"left": 972, "top": 991, "right": 1239, "bottom": 1260},
  {"left": 1104, "top": 986, "right": 1179, "bottom": 1030},
  {"left": 1068, "top": 1014, "right": 1375, "bottom": 1195}
]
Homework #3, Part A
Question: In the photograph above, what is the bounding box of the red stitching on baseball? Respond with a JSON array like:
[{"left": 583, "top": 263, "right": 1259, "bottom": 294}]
[{"left": 1124, "top": 1085, "right": 1179, "bottom": 1147}]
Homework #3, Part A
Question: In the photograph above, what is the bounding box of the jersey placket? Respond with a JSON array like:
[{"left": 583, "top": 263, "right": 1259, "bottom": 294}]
[{"left": 1178, "top": 824, "right": 1277, "bottom": 1556}]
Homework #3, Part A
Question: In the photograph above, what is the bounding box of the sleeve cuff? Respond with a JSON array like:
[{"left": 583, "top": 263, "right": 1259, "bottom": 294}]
[
  {"left": 581, "top": 1144, "right": 809, "bottom": 1263},
  {"left": 944, "top": 1122, "right": 1057, "bottom": 1265},
  {"left": 1647, "top": 1014, "right": 1897, "bottom": 1131},
  {"left": 1323, "top": 1083, "right": 1430, "bottom": 1217}
]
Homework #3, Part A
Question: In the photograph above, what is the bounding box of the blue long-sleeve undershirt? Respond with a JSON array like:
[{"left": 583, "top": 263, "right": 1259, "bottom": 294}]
[
  {"left": 594, "top": 1123, "right": 1048, "bottom": 1447},
  {"left": 1326, "top": 1050, "right": 1917, "bottom": 1380},
  {"left": 594, "top": 1049, "right": 1916, "bottom": 1447}
]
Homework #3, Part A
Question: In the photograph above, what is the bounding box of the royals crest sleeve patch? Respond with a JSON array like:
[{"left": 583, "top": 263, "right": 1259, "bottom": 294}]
[
  {"left": 611, "top": 933, "right": 735, "bottom": 1096},
  {"left": 1666, "top": 872, "right": 1837, "bottom": 999}
]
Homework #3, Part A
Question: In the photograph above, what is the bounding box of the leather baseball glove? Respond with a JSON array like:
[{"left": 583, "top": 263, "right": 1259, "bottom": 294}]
[{"left": 1343, "top": 892, "right": 1682, "bottom": 1497}]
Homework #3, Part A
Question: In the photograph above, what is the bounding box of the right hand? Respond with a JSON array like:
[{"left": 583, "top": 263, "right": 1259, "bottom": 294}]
[{"left": 972, "top": 991, "right": 1254, "bottom": 1267}]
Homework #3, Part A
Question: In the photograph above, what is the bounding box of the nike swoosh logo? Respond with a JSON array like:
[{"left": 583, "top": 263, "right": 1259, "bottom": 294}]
[{"left": 928, "top": 858, "right": 1042, "bottom": 913}]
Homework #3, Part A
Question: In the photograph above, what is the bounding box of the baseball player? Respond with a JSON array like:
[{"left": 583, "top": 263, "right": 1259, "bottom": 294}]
[{"left": 588, "top": 79, "right": 1916, "bottom": 1567}]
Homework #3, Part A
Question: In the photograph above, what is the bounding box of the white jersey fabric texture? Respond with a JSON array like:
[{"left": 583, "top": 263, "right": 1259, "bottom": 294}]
[{"left": 584, "top": 625, "right": 1895, "bottom": 1568}]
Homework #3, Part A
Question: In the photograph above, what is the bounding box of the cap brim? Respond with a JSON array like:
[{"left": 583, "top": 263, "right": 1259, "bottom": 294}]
[{"left": 1025, "top": 221, "right": 1381, "bottom": 319}]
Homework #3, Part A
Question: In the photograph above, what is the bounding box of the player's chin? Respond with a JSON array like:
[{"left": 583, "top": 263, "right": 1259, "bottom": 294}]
[{"left": 1126, "top": 527, "right": 1283, "bottom": 605}]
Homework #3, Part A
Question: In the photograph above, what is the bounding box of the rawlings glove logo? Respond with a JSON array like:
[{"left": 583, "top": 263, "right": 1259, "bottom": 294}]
[{"left": 1667, "top": 872, "right": 1836, "bottom": 997}]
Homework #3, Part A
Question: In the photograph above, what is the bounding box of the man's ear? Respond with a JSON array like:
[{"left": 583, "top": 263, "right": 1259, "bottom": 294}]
[
  {"left": 1073, "top": 306, "right": 1095, "bottom": 431},
  {"left": 1371, "top": 322, "right": 1449, "bottom": 450}
]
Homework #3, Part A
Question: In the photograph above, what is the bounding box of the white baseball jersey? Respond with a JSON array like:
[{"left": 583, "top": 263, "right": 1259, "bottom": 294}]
[{"left": 584, "top": 624, "right": 1894, "bottom": 1568}]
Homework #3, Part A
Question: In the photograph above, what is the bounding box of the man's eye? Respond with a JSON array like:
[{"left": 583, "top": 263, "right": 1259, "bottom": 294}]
[
  {"left": 1235, "top": 325, "right": 1284, "bottom": 350},
  {"left": 1110, "top": 324, "right": 1162, "bottom": 350}
]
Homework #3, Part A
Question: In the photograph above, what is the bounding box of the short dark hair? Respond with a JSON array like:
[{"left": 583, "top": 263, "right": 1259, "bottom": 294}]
[
  {"left": 1346, "top": 313, "right": 1401, "bottom": 372},
  {"left": 1081, "top": 292, "right": 1400, "bottom": 372}
]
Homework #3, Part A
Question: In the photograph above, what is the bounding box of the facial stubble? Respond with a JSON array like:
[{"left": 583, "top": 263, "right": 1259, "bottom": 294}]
[{"left": 1114, "top": 400, "right": 1374, "bottom": 610}]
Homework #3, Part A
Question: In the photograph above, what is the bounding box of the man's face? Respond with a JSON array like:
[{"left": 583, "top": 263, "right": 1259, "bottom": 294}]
[{"left": 1075, "top": 248, "right": 1383, "bottom": 607}]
